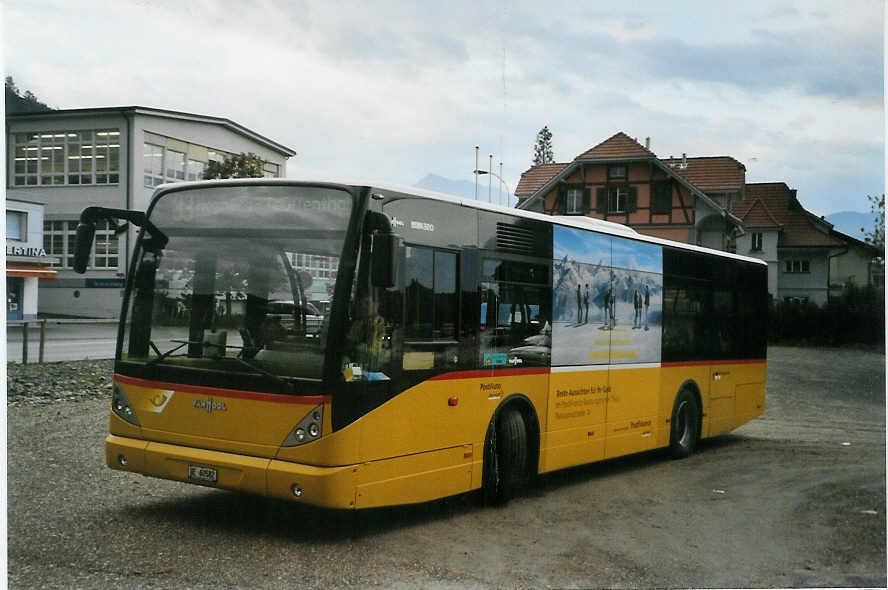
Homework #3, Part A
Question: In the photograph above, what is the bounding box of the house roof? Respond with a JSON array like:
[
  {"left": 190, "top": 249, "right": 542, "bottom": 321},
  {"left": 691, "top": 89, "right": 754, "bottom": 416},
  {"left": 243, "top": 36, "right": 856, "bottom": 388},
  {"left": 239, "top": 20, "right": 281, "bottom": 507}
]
[
  {"left": 660, "top": 156, "right": 746, "bottom": 192},
  {"left": 7, "top": 106, "right": 297, "bottom": 157},
  {"left": 733, "top": 196, "right": 782, "bottom": 229},
  {"left": 734, "top": 183, "right": 845, "bottom": 248},
  {"left": 574, "top": 131, "right": 656, "bottom": 160},
  {"left": 515, "top": 163, "right": 569, "bottom": 198},
  {"left": 516, "top": 131, "right": 743, "bottom": 228}
]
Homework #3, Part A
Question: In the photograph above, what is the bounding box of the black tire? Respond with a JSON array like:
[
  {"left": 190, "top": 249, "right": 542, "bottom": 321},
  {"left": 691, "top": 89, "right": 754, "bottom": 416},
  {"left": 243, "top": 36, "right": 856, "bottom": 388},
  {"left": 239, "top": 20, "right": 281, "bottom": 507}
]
[
  {"left": 669, "top": 389, "right": 699, "bottom": 459},
  {"left": 482, "top": 407, "right": 529, "bottom": 504}
]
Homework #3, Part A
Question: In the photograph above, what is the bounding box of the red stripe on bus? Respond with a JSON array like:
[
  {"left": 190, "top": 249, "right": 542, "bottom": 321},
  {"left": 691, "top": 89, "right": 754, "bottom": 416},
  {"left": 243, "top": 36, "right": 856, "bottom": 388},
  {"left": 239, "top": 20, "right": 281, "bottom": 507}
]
[
  {"left": 429, "top": 367, "right": 551, "bottom": 381},
  {"left": 661, "top": 359, "right": 767, "bottom": 368},
  {"left": 113, "top": 373, "right": 331, "bottom": 404}
]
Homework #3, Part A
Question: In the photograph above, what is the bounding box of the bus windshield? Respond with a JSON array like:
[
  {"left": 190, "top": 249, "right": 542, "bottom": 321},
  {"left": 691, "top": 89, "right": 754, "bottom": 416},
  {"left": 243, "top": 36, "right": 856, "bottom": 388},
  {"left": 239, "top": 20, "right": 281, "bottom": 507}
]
[{"left": 120, "top": 184, "right": 354, "bottom": 389}]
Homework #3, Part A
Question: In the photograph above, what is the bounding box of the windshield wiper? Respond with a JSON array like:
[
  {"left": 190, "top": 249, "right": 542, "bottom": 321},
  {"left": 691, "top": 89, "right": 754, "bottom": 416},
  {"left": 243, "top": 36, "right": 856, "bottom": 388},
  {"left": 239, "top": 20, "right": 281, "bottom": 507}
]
[
  {"left": 145, "top": 340, "right": 189, "bottom": 367},
  {"left": 226, "top": 356, "right": 295, "bottom": 393},
  {"left": 142, "top": 340, "right": 295, "bottom": 393}
]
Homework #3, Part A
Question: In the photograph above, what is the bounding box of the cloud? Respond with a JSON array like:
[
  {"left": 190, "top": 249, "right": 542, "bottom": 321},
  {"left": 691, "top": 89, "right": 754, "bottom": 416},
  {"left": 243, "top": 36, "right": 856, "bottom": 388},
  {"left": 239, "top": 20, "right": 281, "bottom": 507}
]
[{"left": 2, "top": 0, "right": 883, "bottom": 215}]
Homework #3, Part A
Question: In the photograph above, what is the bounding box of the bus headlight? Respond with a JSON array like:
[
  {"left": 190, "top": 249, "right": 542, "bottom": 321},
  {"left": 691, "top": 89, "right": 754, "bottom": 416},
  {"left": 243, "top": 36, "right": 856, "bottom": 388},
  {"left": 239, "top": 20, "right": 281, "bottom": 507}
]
[
  {"left": 112, "top": 382, "right": 140, "bottom": 426},
  {"left": 281, "top": 404, "right": 324, "bottom": 447}
]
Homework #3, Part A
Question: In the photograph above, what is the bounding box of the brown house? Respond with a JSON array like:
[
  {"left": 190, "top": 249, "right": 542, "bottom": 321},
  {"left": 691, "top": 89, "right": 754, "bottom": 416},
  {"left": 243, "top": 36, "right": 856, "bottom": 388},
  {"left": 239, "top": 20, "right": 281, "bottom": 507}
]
[{"left": 515, "top": 132, "right": 745, "bottom": 251}]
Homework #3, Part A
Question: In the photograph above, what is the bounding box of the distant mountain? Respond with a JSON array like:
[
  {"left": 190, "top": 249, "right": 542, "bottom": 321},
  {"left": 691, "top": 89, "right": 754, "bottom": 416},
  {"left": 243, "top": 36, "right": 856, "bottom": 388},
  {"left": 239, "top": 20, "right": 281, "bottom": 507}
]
[{"left": 825, "top": 211, "right": 873, "bottom": 240}]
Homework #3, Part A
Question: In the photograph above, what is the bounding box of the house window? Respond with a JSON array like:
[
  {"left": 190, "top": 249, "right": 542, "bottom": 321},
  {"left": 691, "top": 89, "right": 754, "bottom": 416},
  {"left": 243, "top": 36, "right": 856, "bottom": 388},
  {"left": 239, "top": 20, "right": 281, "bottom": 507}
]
[
  {"left": 608, "top": 165, "right": 627, "bottom": 179},
  {"left": 751, "top": 232, "right": 763, "bottom": 251},
  {"left": 565, "top": 188, "right": 584, "bottom": 214},
  {"left": 783, "top": 296, "right": 809, "bottom": 304},
  {"left": 596, "top": 186, "right": 638, "bottom": 215},
  {"left": 43, "top": 220, "right": 118, "bottom": 270},
  {"left": 6, "top": 211, "right": 27, "bottom": 241},
  {"left": 609, "top": 187, "right": 629, "bottom": 213},
  {"left": 651, "top": 183, "right": 672, "bottom": 215},
  {"left": 13, "top": 129, "right": 120, "bottom": 186},
  {"left": 784, "top": 259, "right": 810, "bottom": 273}
]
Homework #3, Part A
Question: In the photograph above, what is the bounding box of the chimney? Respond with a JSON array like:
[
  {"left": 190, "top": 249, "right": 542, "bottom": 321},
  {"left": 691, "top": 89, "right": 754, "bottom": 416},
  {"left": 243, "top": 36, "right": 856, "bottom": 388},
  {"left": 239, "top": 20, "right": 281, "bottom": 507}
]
[
  {"left": 681, "top": 153, "right": 687, "bottom": 169},
  {"left": 645, "top": 137, "right": 650, "bottom": 150}
]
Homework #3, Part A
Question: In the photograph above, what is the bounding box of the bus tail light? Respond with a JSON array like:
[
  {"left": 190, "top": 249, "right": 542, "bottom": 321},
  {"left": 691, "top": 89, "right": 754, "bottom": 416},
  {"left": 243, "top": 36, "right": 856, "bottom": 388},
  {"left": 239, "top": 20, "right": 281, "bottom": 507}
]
[
  {"left": 281, "top": 404, "right": 324, "bottom": 447},
  {"left": 112, "top": 382, "right": 140, "bottom": 426}
]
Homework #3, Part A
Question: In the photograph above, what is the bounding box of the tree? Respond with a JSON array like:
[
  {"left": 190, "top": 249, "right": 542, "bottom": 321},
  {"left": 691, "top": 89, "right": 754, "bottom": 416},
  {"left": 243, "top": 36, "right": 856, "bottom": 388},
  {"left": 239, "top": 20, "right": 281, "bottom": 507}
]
[
  {"left": 5, "top": 76, "right": 53, "bottom": 114},
  {"left": 860, "top": 193, "right": 884, "bottom": 254},
  {"left": 203, "top": 152, "right": 266, "bottom": 179},
  {"left": 532, "top": 126, "right": 555, "bottom": 165}
]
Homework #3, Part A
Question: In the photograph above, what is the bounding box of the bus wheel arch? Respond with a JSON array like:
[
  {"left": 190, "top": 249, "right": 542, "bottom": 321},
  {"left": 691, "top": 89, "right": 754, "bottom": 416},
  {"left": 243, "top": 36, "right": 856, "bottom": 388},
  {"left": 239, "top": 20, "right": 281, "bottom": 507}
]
[
  {"left": 481, "top": 394, "right": 540, "bottom": 504},
  {"left": 669, "top": 381, "right": 702, "bottom": 459}
]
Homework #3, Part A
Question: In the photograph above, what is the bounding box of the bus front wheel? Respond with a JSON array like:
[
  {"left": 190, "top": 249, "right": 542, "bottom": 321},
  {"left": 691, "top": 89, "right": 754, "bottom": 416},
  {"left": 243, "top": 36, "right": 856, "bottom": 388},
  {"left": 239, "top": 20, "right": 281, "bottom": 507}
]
[
  {"left": 482, "top": 407, "right": 528, "bottom": 504},
  {"left": 669, "top": 389, "right": 699, "bottom": 459}
]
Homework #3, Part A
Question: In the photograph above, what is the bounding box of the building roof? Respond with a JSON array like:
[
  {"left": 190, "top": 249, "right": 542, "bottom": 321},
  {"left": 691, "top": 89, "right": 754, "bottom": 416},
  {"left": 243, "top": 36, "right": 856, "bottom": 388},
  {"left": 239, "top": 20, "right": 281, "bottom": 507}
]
[
  {"left": 574, "top": 131, "right": 656, "bottom": 160},
  {"left": 735, "top": 183, "right": 845, "bottom": 248},
  {"left": 7, "top": 106, "right": 297, "bottom": 157},
  {"left": 515, "top": 131, "right": 743, "bottom": 228},
  {"left": 733, "top": 196, "right": 782, "bottom": 229},
  {"left": 660, "top": 156, "right": 746, "bottom": 192},
  {"left": 515, "top": 162, "right": 569, "bottom": 198}
]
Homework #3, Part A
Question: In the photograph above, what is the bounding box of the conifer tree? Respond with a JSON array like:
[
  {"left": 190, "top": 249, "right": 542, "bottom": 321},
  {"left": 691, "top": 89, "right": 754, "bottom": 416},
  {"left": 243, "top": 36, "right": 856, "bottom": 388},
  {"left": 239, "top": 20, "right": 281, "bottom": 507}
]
[{"left": 532, "top": 126, "right": 555, "bottom": 165}]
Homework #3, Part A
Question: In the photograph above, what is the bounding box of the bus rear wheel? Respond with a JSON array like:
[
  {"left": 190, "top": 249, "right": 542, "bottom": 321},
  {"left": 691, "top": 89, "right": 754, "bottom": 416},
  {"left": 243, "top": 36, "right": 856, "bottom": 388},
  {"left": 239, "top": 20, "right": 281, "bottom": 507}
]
[
  {"left": 482, "top": 407, "right": 528, "bottom": 504},
  {"left": 669, "top": 389, "right": 699, "bottom": 459}
]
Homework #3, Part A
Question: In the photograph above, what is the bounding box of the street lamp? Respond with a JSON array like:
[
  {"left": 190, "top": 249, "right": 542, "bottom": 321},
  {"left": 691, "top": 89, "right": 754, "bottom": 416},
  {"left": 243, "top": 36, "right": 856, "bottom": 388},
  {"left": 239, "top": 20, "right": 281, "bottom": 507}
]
[{"left": 472, "top": 168, "right": 512, "bottom": 206}]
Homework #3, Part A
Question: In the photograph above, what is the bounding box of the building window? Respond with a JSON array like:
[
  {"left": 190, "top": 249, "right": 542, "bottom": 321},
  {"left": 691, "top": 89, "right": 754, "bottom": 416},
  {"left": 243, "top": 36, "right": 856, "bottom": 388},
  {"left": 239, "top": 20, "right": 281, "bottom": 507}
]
[
  {"left": 164, "top": 149, "right": 186, "bottom": 182},
  {"left": 784, "top": 259, "right": 810, "bottom": 273},
  {"left": 187, "top": 159, "right": 206, "bottom": 181},
  {"left": 651, "top": 182, "right": 672, "bottom": 215},
  {"left": 6, "top": 211, "right": 27, "bottom": 241},
  {"left": 783, "top": 296, "right": 809, "bottom": 304},
  {"left": 144, "top": 143, "right": 164, "bottom": 187},
  {"left": 609, "top": 186, "right": 629, "bottom": 213},
  {"left": 608, "top": 165, "right": 627, "bottom": 179},
  {"left": 751, "top": 232, "right": 763, "bottom": 251},
  {"left": 43, "top": 220, "right": 118, "bottom": 270},
  {"left": 13, "top": 129, "right": 120, "bottom": 186},
  {"left": 263, "top": 162, "right": 280, "bottom": 178},
  {"left": 565, "top": 188, "right": 584, "bottom": 214}
]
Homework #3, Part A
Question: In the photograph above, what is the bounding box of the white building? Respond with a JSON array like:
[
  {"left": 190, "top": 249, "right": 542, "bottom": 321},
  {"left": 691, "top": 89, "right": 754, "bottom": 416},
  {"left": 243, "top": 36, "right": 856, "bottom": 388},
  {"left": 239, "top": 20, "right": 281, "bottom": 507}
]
[
  {"left": 6, "top": 106, "right": 296, "bottom": 317},
  {"left": 6, "top": 198, "right": 57, "bottom": 320}
]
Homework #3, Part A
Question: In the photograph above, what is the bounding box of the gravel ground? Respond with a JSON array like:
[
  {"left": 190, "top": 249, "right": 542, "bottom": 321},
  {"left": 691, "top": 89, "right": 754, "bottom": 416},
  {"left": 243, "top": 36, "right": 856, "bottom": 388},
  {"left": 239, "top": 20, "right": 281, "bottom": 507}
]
[
  {"left": 6, "top": 347, "right": 886, "bottom": 589},
  {"left": 6, "top": 359, "right": 114, "bottom": 406}
]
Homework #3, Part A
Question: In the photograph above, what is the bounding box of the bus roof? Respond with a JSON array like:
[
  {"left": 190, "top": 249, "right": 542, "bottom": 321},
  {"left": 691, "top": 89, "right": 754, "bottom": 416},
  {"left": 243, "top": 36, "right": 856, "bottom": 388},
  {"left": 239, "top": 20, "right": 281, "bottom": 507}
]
[{"left": 150, "top": 178, "right": 767, "bottom": 267}]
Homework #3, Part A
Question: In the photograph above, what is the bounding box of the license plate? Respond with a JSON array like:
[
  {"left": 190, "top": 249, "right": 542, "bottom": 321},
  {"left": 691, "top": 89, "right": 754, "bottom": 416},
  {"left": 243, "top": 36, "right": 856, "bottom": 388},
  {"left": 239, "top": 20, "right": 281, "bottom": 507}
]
[{"left": 188, "top": 465, "right": 218, "bottom": 483}]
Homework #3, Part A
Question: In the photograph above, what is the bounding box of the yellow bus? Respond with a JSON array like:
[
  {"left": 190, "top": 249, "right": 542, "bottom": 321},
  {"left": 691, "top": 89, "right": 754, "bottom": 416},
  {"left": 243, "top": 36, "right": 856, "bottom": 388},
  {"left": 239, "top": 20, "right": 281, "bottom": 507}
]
[{"left": 73, "top": 179, "right": 767, "bottom": 508}]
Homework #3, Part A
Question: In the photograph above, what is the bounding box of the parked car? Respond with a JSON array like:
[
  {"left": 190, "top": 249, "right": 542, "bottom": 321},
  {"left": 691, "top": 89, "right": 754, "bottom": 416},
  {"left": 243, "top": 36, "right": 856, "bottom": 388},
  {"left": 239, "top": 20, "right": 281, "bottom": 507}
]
[{"left": 267, "top": 300, "right": 324, "bottom": 336}]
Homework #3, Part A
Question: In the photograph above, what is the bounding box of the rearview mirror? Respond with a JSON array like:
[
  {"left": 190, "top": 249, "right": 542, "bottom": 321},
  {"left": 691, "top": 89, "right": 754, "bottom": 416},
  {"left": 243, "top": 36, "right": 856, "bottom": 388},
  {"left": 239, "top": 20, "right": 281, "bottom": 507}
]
[
  {"left": 73, "top": 222, "right": 96, "bottom": 274},
  {"left": 371, "top": 231, "right": 400, "bottom": 288}
]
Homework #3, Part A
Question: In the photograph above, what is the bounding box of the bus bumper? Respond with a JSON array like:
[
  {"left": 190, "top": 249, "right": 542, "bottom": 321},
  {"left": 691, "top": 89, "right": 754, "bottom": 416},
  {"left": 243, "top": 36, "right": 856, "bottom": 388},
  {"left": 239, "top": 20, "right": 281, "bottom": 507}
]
[{"left": 105, "top": 434, "right": 359, "bottom": 509}]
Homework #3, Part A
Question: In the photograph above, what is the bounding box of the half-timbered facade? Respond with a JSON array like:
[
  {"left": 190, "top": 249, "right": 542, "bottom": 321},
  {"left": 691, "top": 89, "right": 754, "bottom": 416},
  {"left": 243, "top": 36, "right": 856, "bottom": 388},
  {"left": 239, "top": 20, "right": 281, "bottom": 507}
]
[{"left": 515, "top": 132, "right": 745, "bottom": 251}]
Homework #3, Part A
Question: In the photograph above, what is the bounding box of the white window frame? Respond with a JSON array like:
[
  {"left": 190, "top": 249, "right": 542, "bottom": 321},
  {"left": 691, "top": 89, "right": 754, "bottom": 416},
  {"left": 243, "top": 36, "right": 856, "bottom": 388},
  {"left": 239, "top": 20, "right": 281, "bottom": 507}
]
[
  {"left": 144, "top": 143, "right": 164, "bottom": 187},
  {"left": 6, "top": 210, "right": 27, "bottom": 241},
  {"left": 43, "top": 220, "right": 119, "bottom": 270},
  {"left": 751, "top": 232, "right": 763, "bottom": 251},
  {"left": 784, "top": 259, "right": 810, "bottom": 274},
  {"left": 565, "top": 188, "right": 583, "bottom": 214},
  {"left": 14, "top": 129, "right": 120, "bottom": 187},
  {"left": 608, "top": 186, "right": 628, "bottom": 214}
]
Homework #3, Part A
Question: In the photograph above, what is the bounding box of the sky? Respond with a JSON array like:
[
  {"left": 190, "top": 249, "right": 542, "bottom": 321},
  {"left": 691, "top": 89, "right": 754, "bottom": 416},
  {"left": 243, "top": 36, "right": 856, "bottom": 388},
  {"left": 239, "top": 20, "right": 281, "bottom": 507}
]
[{"left": 3, "top": 0, "right": 884, "bottom": 216}]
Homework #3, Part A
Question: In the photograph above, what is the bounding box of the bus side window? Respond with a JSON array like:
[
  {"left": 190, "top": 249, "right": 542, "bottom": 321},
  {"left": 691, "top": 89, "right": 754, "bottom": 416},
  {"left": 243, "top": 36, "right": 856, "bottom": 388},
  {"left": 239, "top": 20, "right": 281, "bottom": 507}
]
[{"left": 402, "top": 245, "right": 460, "bottom": 370}]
